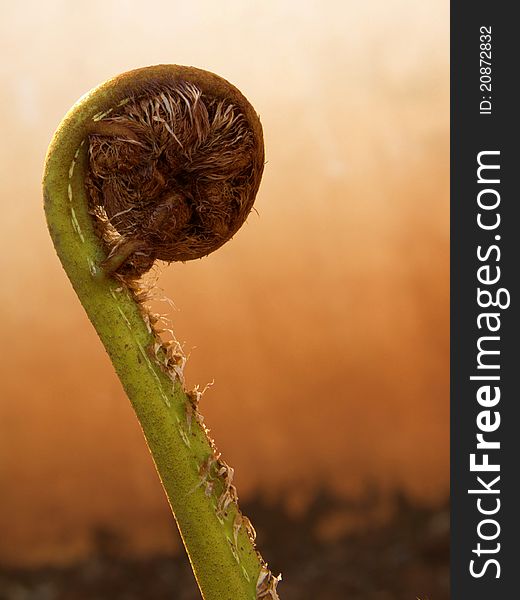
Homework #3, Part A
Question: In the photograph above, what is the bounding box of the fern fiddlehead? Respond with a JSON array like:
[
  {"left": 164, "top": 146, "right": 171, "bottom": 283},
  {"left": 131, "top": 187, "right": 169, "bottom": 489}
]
[{"left": 43, "top": 64, "right": 280, "bottom": 600}]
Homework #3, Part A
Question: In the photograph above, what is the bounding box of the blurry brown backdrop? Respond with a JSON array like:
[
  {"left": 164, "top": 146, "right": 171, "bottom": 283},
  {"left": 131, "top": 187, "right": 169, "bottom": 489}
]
[{"left": 0, "top": 0, "right": 448, "bottom": 594}]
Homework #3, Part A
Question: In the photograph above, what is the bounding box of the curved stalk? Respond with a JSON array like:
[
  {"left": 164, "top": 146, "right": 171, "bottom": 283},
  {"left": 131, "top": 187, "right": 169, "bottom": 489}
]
[{"left": 43, "top": 65, "right": 279, "bottom": 600}]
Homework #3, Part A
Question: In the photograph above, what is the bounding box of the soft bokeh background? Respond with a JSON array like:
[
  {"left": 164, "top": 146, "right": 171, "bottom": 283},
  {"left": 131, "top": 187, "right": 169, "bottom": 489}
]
[{"left": 0, "top": 0, "right": 448, "bottom": 593}]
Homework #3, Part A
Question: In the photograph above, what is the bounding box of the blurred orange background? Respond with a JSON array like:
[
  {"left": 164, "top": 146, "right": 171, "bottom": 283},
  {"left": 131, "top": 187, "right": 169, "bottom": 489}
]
[{"left": 0, "top": 0, "right": 448, "bottom": 567}]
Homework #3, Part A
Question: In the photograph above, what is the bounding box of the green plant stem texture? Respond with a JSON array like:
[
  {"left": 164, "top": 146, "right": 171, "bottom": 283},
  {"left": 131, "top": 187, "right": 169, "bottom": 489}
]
[{"left": 43, "top": 66, "right": 262, "bottom": 600}]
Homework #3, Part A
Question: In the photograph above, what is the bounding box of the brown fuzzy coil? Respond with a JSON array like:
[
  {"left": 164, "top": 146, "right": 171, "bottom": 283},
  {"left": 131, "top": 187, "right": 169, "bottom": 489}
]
[{"left": 85, "top": 68, "right": 264, "bottom": 277}]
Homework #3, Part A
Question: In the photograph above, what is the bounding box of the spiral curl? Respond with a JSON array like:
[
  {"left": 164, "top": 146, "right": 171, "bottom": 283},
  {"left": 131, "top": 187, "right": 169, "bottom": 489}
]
[{"left": 85, "top": 77, "right": 264, "bottom": 276}]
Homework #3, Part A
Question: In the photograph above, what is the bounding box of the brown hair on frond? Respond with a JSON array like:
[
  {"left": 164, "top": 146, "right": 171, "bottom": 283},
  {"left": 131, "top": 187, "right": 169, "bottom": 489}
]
[{"left": 85, "top": 76, "right": 264, "bottom": 277}]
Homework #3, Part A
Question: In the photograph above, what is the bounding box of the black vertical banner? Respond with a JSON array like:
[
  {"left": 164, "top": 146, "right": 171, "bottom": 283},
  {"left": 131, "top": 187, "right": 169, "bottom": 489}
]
[{"left": 451, "top": 3, "right": 518, "bottom": 598}]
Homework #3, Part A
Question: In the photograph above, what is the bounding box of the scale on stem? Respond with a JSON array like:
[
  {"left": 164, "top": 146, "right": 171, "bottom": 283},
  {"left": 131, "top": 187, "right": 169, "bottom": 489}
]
[{"left": 43, "top": 64, "right": 280, "bottom": 600}]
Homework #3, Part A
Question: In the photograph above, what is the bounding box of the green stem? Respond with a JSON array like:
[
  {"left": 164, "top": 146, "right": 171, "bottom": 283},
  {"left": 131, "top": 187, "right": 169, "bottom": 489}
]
[{"left": 43, "top": 66, "right": 272, "bottom": 600}]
